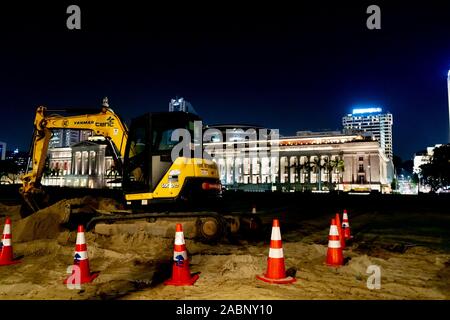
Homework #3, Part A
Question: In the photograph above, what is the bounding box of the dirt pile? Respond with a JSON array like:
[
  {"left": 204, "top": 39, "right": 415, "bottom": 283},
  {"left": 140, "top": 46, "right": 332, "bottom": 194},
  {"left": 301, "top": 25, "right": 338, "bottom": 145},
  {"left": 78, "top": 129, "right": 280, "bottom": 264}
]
[
  {"left": 11, "top": 197, "right": 122, "bottom": 242},
  {"left": 0, "top": 203, "right": 21, "bottom": 220}
]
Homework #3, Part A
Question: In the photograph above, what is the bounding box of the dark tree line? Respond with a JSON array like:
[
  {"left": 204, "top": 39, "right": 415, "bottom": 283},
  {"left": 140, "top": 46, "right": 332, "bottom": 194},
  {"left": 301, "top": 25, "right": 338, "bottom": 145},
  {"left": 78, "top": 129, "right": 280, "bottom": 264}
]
[{"left": 420, "top": 144, "right": 450, "bottom": 192}]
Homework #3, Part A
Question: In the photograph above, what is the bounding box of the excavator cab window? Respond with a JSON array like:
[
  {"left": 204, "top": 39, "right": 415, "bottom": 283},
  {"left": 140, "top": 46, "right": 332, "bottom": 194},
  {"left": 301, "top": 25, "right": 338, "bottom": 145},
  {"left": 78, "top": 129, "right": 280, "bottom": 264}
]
[
  {"left": 123, "top": 112, "right": 202, "bottom": 194},
  {"left": 153, "top": 128, "right": 178, "bottom": 151},
  {"left": 123, "top": 115, "right": 150, "bottom": 193}
]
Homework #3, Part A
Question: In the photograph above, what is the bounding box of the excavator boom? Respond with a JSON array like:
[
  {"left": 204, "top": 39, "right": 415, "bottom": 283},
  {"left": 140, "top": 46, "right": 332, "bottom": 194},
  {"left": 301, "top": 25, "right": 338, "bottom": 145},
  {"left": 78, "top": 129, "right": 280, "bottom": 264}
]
[{"left": 21, "top": 101, "right": 129, "bottom": 213}]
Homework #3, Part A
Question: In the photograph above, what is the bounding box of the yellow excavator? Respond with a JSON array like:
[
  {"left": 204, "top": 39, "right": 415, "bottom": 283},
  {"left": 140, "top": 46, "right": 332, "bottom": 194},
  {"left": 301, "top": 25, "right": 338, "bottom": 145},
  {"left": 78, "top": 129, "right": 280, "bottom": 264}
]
[{"left": 20, "top": 98, "right": 252, "bottom": 241}]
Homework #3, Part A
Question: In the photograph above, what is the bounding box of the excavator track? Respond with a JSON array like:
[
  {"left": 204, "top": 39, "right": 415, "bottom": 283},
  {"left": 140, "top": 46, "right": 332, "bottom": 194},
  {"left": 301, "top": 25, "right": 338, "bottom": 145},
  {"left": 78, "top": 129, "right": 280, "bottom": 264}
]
[
  {"left": 86, "top": 211, "right": 229, "bottom": 241},
  {"left": 83, "top": 210, "right": 260, "bottom": 242}
]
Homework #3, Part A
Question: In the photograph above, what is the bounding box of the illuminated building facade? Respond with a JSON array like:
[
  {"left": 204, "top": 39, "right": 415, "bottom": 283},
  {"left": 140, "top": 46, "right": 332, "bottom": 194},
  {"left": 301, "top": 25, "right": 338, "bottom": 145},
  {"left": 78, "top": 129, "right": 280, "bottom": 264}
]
[
  {"left": 49, "top": 129, "right": 92, "bottom": 148},
  {"left": 43, "top": 138, "right": 119, "bottom": 189},
  {"left": 204, "top": 127, "right": 395, "bottom": 193},
  {"left": 342, "top": 108, "right": 393, "bottom": 160}
]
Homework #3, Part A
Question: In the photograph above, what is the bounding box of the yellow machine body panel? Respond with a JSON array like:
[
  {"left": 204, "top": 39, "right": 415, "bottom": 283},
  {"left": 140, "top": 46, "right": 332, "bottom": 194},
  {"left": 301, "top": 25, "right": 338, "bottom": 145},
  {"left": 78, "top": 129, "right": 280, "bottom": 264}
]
[{"left": 125, "top": 157, "right": 220, "bottom": 202}]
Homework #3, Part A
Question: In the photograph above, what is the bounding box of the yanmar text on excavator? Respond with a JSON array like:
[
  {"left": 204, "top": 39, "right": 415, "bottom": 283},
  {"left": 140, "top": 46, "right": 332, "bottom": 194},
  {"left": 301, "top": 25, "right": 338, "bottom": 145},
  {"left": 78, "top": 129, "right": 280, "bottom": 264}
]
[{"left": 19, "top": 99, "right": 257, "bottom": 242}]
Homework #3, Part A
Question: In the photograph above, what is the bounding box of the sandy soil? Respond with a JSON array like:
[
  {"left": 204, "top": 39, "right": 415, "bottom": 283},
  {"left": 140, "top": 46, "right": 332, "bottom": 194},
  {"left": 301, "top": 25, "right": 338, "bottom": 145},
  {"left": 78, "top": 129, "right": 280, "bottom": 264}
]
[{"left": 0, "top": 199, "right": 449, "bottom": 300}]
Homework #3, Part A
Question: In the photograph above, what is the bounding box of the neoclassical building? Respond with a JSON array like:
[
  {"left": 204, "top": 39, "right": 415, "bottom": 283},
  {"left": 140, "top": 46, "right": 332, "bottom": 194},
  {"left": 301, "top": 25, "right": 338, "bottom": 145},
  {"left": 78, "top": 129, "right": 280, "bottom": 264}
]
[
  {"left": 204, "top": 126, "right": 394, "bottom": 193},
  {"left": 43, "top": 138, "right": 119, "bottom": 188}
]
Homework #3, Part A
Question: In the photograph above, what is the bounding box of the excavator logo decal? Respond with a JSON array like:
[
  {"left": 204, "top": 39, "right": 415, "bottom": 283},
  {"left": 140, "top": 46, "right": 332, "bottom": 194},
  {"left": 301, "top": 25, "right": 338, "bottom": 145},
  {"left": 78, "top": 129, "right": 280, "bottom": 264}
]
[{"left": 94, "top": 116, "right": 115, "bottom": 128}]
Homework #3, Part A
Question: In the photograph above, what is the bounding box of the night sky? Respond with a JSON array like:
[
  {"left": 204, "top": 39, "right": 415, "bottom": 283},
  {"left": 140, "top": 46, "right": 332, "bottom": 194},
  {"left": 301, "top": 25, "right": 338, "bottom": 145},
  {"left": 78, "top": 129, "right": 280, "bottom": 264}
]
[{"left": 0, "top": 1, "right": 449, "bottom": 160}]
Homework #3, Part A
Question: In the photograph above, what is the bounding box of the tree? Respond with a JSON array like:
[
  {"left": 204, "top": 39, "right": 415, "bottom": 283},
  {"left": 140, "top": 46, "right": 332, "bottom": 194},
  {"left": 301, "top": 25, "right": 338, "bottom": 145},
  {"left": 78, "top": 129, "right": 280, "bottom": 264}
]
[
  {"left": 323, "top": 156, "right": 334, "bottom": 190},
  {"left": 420, "top": 144, "right": 450, "bottom": 191},
  {"left": 0, "top": 160, "right": 19, "bottom": 183},
  {"left": 391, "top": 178, "right": 398, "bottom": 191},
  {"left": 332, "top": 157, "right": 345, "bottom": 186},
  {"left": 312, "top": 156, "right": 324, "bottom": 190},
  {"left": 293, "top": 158, "right": 302, "bottom": 191},
  {"left": 301, "top": 157, "right": 313, "bottom": 187}
]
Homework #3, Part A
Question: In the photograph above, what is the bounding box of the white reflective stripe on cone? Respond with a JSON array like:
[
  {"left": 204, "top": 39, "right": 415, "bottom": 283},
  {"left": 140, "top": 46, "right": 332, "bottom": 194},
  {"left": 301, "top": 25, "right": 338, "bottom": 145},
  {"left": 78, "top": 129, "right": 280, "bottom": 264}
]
[
  {"left": 74, "top": 251, "right": 88, "bottom": 260},
  {"left": 269, "top": 248, "right": 284, "bottom": 258},
  {"left": 2, "top": 239, "right": 11, "bottom": 246},
  {"left": 329, "top": 225, "right": 339, "bottom": 236},
  {"left": 328, "top": 240, "right": 341, "bottom": 248},
  {"left": 271, "top": 227, "right": 281, "bottom": 240},
  {"left": 76, "top": 233, "right": 86, "bottom": 245},
  {"left": 173, "top": 250, "right": 188, "bottom": 261},
  {"left": 342, "top": 222, "right": 349, "bottom": 227},
  {"left": 3, "top": 224, "right": 11, "bottom": 234},
  {"left": 174, "top": 232, "right": 185, "bottom": 245},
  {"left": 343, "top": 213, "right": 349, "bottom": 220}
]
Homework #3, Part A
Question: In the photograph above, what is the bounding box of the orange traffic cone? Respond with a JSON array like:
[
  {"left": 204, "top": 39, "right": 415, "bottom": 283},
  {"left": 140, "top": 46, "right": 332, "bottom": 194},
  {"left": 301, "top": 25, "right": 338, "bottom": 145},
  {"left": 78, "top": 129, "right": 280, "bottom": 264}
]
[
  {"left": 64, "top": 225, "right": 99, "bottom": 285},
  {"left": 0, "top": 217, "right": 21, "bottom": 266},
  {"left": 326, "top": 218, "right": 344, "bottom": 267},
  {"left": 164, "top": 223, "right": 199, "bottom": 286},
  {"left": 335, "top": 213, "right": 345, "bottom": 249},
  {"left": 256, "top": 219, "right": 296, "bottom": 284},
  {"left": 342, "top": 209, "right": 352, "bottom": 240}
]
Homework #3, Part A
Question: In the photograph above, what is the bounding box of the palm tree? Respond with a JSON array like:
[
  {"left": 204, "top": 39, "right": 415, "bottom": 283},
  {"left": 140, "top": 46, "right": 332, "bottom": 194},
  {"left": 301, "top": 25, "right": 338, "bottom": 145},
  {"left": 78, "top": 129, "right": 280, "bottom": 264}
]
[
  {"left": 323, "top": 156, "right": 334, "bottom": 190},
  {"left": 312, "top": 156, "right": 325, "bottom": 190},
  {"left": 331, "top": 157, "right": 345, "bottom": 189},
  {"left": 300, "top": 157, "right": 313, "bottom": 190},
  {"left": 293, "top": 157, "right": 302, "bottom": 190}
]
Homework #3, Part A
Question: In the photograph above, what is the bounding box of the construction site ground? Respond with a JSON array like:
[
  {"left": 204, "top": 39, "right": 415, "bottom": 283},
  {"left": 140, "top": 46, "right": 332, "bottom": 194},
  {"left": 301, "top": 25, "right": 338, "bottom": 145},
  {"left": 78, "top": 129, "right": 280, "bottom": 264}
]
[{"left": 0, "top": 191, "right": 449, "bottom": 300}]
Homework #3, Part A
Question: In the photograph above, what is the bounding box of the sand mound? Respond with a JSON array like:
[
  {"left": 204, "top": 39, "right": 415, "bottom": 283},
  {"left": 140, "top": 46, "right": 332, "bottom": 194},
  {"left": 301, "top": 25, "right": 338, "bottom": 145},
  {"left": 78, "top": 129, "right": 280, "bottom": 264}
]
[
  {"left": 15, "top": 239, "right": 63, "bottom": 257},
  {"left": 218, "top": 255, "right": 261, "bottom": 279},
  {"left": 13, "top": 208, "right": 67, "bottom": 242},
  {"left": 0, "top": 203, "right": 21, "bottom": 220},
  {"left": 12, "top": 197, "right": 121, "bottom": 242},
  {"left": 346, "top": 254, "right": 379, "bottom": 275}
]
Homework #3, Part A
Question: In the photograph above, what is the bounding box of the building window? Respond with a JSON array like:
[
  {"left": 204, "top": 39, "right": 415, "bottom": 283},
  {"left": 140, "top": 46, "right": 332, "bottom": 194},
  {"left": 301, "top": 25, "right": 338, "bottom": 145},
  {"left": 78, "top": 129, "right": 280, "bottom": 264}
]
[
  {"left": 359, "top": 176, "right": 365, "bottom": 184},
  {"left": 358, "top": 156, "right": 364, "bottom": 161},
  {"left": 358, "top": 164, "right": 364, "bottom": 173}
]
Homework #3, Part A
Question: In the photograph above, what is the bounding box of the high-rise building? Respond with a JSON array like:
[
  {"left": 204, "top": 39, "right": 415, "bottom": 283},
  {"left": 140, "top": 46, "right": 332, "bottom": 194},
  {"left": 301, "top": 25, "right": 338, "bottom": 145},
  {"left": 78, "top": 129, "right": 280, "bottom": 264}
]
[
  {"left": 169, "top": 97, "right": 198, "bottom": 115},
  {"left": 447, "top": 70, "right": 450, "bottom": 143},
  {"left": 49, "top": 129, "right": 92, "bottom": 148},
  {"left": 0, "top": 141, "right": 6, "bottom": 160},
  {"left": 342, "top": 107, "right": 393, "bottom": 159}
]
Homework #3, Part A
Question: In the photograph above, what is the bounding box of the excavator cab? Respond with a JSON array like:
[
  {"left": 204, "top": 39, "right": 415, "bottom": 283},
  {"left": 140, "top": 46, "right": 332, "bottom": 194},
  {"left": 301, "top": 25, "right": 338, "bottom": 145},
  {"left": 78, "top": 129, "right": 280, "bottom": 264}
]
[{"left": 122, "top": 112, "right": 222, "bottom": 211}]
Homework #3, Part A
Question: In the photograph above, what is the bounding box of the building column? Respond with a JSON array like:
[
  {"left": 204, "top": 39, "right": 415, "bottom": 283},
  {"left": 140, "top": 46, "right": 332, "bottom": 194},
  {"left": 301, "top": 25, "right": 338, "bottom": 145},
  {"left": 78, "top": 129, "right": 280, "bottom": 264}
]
[
  {"left": 87, "top": 151, "right": 91, "bottom": 176},
  {"left": 287, "top": 157, "right": 291, "bottom": 187},
  {"left": 259, "top": 157, "right": 263, "bottom": 183},
  {"left": 80, "top": 151, "right": 84, "bottom": 175},
  {"left": 278, "top": 154, "right": 281, "bottom": 184}
]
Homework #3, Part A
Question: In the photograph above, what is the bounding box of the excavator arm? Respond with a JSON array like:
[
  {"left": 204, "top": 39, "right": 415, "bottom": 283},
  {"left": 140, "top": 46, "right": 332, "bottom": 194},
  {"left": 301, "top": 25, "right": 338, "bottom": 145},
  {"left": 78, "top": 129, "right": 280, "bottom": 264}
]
[{"left": 20, "top": 102, "right": 130, "bottom": 213}]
